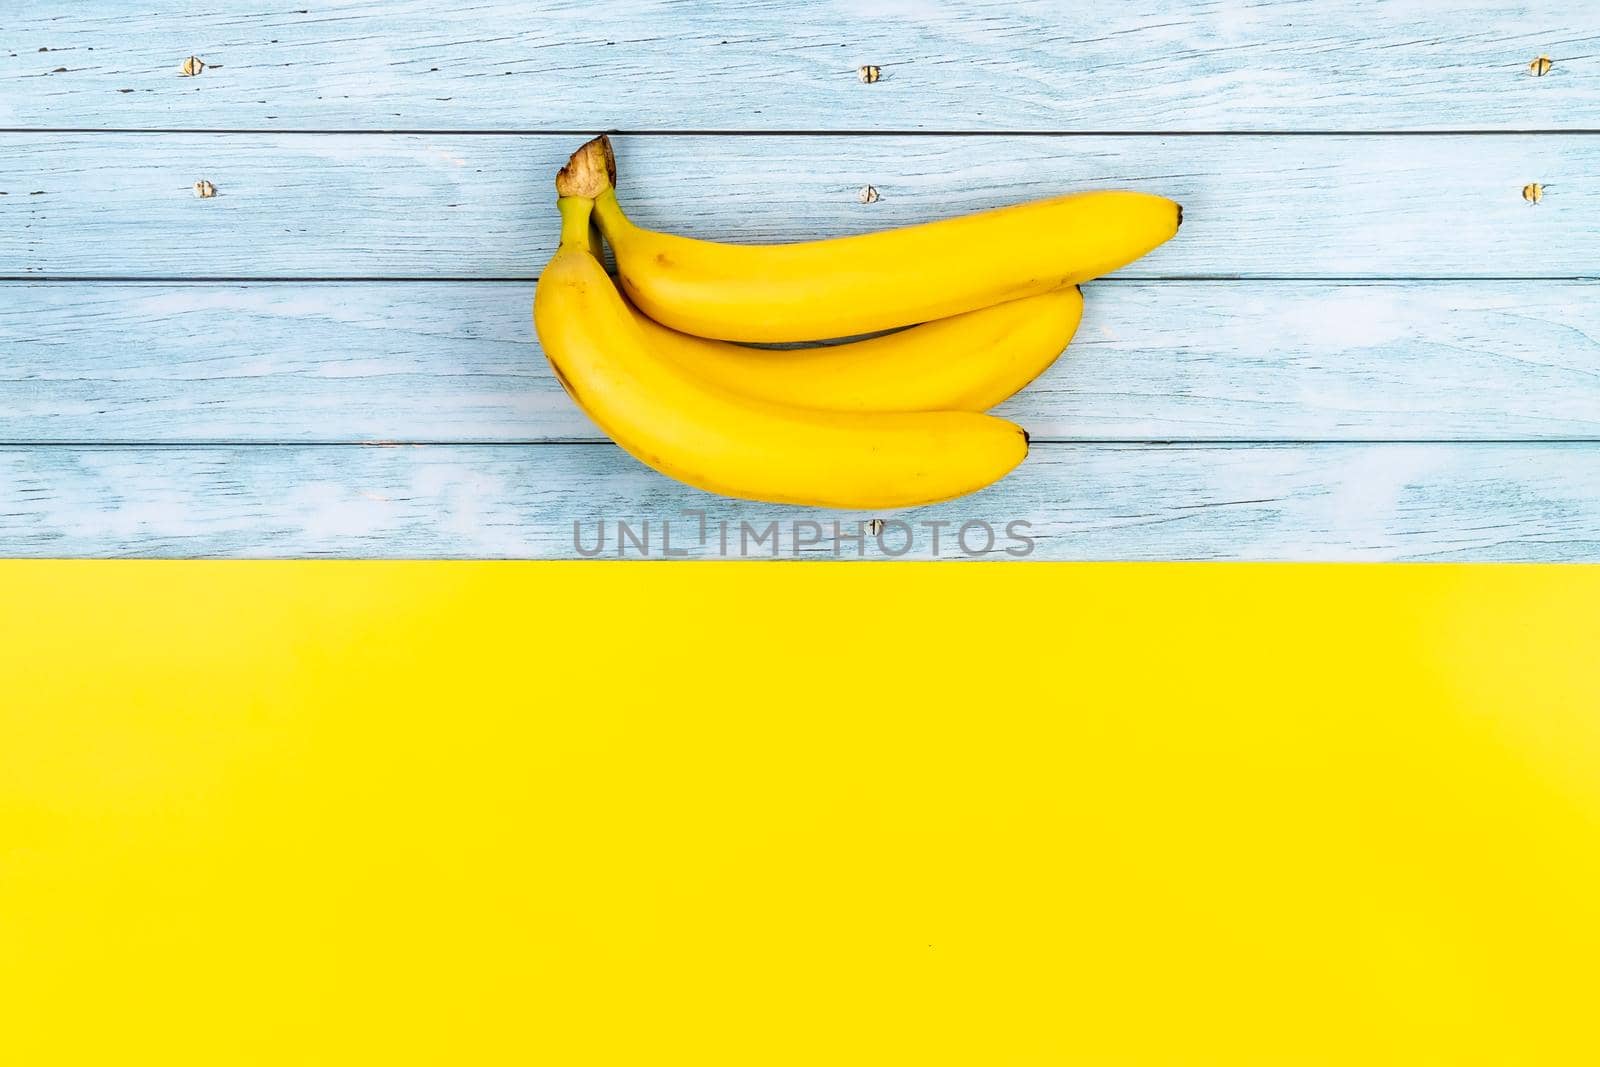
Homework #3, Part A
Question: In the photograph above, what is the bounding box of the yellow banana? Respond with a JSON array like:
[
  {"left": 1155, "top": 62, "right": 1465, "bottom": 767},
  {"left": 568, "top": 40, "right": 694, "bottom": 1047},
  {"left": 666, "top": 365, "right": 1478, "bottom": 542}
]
[
  {"left": 534, "top": 197, "right": 1028, "bottom": 509},
  {"left": 558, "top": 134, "right": 1177, "bottom": 343},
  {"left": 626, "top": 285, "right": 1082, "bottom": 413}
]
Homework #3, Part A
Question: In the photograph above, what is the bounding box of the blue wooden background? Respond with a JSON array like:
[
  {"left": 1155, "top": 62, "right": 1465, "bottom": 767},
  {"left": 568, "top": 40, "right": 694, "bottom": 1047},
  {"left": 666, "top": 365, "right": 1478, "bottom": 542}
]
[{"left": 2, "top": 1, "right": 1597, "bottom": 559}]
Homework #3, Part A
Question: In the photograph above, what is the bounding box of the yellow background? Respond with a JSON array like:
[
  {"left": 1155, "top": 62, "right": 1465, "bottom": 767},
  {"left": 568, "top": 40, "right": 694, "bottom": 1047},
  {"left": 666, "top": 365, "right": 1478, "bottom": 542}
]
[{"left": 3, "top": 562, "right": 1598, "bottom": 1064}]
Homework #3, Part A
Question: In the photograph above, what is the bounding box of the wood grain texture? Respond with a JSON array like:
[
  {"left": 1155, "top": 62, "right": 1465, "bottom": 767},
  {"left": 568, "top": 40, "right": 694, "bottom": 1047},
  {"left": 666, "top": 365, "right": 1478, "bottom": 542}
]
[
  {"left": 1, "top": 444, "right": 1595, "bottom": 560},
  {"left": 3, "top": 1, "right": 1595, "bottom": 132},
  {"left": 2, "top": 133, "right": 1597, "bottom": 278},
  {"left": 5, "top": 4, "right": 1596, "bottom": 561},
  {"left": 5, "top": 281, "right": 1599, "bottom": 443}
]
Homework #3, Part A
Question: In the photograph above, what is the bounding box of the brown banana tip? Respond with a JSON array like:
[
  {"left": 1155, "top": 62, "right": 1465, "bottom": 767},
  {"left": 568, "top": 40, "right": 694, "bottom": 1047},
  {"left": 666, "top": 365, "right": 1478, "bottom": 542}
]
[
  {"left": 1021, "top": 428, "right": 1031, "bottom": 447},
  {"left": 1176, "top": 203, "right": 1184, "bottom": 229},
  {"left": 555, "top": 134, "right": 617, "bottom": 198}
]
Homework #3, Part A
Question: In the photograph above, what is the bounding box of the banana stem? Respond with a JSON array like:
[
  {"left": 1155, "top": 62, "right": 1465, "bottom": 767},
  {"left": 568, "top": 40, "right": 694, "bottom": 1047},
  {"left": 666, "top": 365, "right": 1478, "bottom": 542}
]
[
  {"left": 557, "top": 196, "right": 595, "bottom": 251},
  {"left": 555, "top": 135, "right": 616, "bottom": 199},
  {"left": 591, "top": 188, "right": 634, "bottom": 241}
]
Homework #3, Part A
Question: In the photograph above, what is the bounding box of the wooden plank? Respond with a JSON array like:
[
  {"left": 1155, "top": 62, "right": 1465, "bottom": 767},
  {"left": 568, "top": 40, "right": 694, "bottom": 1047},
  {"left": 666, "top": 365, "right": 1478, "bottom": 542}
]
[
  {"left": 3, "top": 1, "right": 1594, "bottom": 132},
  {"left": 2, "top": 133, "right": 1595, "bottom": 278},
  {"left": 5, "top": 281, "right": 1599, "bottom": 443},
  {"left": 1, "top": 444, "right": 1595, "bottom": 560}
]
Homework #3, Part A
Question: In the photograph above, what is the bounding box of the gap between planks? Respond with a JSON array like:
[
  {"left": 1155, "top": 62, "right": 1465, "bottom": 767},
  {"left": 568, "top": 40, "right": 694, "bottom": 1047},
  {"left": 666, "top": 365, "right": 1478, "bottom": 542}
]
[
  {"left": 3, "top": 441, "right": 1596, "bottom": 449},
  {"left": 5, "top": 277, "right": 1597, "bottom": 284},
  {"left": 6, "top": 129, "right": 1600, "bottom": 137}
]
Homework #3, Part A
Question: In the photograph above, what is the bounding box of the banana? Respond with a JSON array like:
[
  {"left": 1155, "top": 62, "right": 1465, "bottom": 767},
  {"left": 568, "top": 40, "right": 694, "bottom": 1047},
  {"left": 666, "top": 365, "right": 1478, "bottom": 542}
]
[
  {"left": 558, "top": 134, "right": 1178, "bottom": 343},
  {"left": 534, "top": 197, "right": 1029, "bottom": 509},
  {"left": 626, "top": 285, "right": 1082, "bottom": 413}
]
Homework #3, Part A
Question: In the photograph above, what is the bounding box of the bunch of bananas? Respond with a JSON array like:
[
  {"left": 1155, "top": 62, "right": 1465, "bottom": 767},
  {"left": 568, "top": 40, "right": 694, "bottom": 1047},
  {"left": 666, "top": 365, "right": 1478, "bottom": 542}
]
[{"left": 534, "top": 136, "right": 1180, "bottom": 508}]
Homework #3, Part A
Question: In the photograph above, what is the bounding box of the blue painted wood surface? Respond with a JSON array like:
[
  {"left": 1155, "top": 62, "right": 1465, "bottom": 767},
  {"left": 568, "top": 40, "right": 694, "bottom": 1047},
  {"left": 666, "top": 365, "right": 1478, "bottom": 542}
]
[
  {"left": 5, "top": 1, "right": 1595, "bottom": 131},
  {"left": 3, "top": 134, "right": 1597, "bottom": 278},
  {"left": 5, "top": 282, "right": 1599, "bottom": 443},
  {"left": 0, "top": 2, "right": 1596, "bottom": 560},
  {"left": 4, "top": 444, "right": 1597, "bottom": 561}
]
